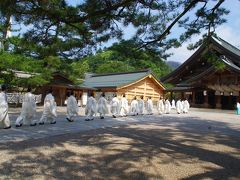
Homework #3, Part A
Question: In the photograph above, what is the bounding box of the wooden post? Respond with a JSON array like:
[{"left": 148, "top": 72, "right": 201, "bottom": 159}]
[
  {"left": 203, "top": 94, "right": 209, "bottom": 108},
  {"left": 215, "top": 95, "right": 222, "bottom": 109},
  {"left": 192, "top": 91, "right": 196, "bottom": 105}
]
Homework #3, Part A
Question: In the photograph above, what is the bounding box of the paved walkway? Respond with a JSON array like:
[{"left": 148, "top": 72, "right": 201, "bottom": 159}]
[
  {"left": 1, "top": 107, "right": 240, "bottom": 143},
  {"left": 1, "top": 107, "right": 240, "bottom": 179}
]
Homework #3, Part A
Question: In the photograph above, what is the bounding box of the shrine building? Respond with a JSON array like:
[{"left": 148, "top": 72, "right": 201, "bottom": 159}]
[{"left": 161, "top": 36, "right": 240, "bottom": 110}]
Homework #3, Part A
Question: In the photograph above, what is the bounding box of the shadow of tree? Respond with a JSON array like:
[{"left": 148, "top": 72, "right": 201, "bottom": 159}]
[{"left": 0, "top": 116, "right": 239, "bottom": 179}]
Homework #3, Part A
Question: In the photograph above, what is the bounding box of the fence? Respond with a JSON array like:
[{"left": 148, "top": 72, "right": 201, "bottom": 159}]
[{"left": 7, "top": 93, "right": 42, "bottom": 104}]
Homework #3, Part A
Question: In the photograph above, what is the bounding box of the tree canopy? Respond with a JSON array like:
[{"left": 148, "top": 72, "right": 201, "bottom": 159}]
[
  {"left": 0, "top": 0, "right": 233, "bottom": 87},
  {"left": 83, "top": 40, "right": 171, "bottom": 77}
]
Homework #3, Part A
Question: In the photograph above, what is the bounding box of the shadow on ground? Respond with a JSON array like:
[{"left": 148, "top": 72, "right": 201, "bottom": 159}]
[{"left": 0, "top": 116, "right": 240, "bottom": 180}]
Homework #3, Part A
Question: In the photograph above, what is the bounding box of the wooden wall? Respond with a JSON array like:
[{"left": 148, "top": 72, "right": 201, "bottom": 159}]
[{"left": 117, "top": 76, "right": 164, "bottom": 103}]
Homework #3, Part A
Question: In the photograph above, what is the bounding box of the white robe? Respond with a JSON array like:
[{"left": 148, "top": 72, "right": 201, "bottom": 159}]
[
  {"left": 183, "top": 100, "right": 190, "bottom": 113},
  {"left": 67, "top": 95, "right": 79, "bottom": 120},
  {"left": 130, "top": 99, "right": 139, "bottom": 115},
  {"left": 0, "top": 92, "right": 11, "bottom": 128},
  {"left": 85, "top": 96, "right": 97, "bottom": 119},
  {"left": 39, "top": 93, "right": 57, "bottom": 123},
  {"left": 165, "top": 100, "right": 171, "bottom": 114},
  {"left": 110, "top": 97, "right": 120, "bottom": 116},
  {"left": 146, "top": 99, "right": 153, "bottom": 114},
  {"left": 120, "top": 97, "right": 129, "bottom": 116},
  {"left": 237, "top": 102, "right": 240, "bottom": 108},
  {"left": 16, "top": 92, "right": 36, "bottom": 126},
  {"left": 138, "top": 99, "right": 144, "bottom": 115},
  {"left": 97, "top": 97, "right": 109, "bottom": 117},
  {"left": 171, "top": 99, "right": 176, "bottom": 109},
  {"left": 157, "top": 99, "right": 165, "bottom": 115},
  {"left": 176, "top": 100, "right": 183, "bottom": 114}
]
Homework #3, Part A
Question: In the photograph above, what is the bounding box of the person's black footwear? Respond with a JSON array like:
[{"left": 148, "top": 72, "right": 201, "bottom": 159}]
[
  {"left": 90, "top": 118, "right": 94, "bottom": 121},
  {"left": 66, "top": 118, "right": 73, "bottom": 122},
  {"left": 3, "top": 126, "right": 11, "bottom": 129},
  {"left": 50, "top": 121, "right": 56, "bottom": 124},
  {"left": 112, "top": 115, "right": 116, "bottom": 118},
  {"left": 16, "top": 124, "right": 22, "bottom": 127},
  {"left": 85, "top": 119, "right": 90, "bottom": 121},
  {"left": 30, "top": 123, "right": 37, "bottom": 126},
  {"left": 39, "top": 122, "right": 44, "bottom": 125},
  {"left": 100, "top": 116, "right": 104, "bottom": 119}
]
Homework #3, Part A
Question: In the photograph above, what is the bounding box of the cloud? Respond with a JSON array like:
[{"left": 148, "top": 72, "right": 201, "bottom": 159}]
[
  {"left": 167, "top": 25, "right": 240, "bottom": 63},
  {"left": 216, "top": 25, "right": 240, "bottom": 49}
]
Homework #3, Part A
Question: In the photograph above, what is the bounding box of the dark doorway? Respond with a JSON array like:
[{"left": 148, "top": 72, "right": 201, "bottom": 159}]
[
  {"left": 208, "top": 91, "right": 216, "bottom": 108},
  {"left": 195, "top": 91, "right": 204, "bottom": 104},
  {"left": 221, "top": 96, "right": 237, "bottom": 110}
]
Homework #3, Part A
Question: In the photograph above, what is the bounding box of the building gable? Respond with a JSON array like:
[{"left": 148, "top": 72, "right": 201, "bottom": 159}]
[{"left": 162, "top": 36, "right": 240, "bottom": 86}]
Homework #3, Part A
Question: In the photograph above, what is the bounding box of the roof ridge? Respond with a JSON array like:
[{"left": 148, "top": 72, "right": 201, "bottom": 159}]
[
  {"left": 212, "top": 36, "right": 240, "bottom": 54},
  {"left": 91, "top": 69, "right": 151, "bottom": 77}
]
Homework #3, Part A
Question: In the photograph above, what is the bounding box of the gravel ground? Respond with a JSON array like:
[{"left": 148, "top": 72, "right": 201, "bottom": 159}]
[{"left": 0, "top": 107, "right": 240, "bottom": 180}]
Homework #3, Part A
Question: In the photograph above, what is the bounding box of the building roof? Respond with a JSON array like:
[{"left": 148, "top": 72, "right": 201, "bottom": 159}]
[
  {"left": 2, "top": 70, "right": 39, "bottom": 78},
  {"left": 161, "top": 35, "right": 240, "bottom": 84},
  {"left": 47, "top": 73, "right": 96, "bottom": 90},
  {"left": 83, "top": 69, "right": 165, "bottom": 89}
]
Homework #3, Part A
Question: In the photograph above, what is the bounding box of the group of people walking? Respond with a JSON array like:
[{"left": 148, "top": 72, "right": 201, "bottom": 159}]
[
  {"left": 0, "top": 84, "right": 190, "bottom": 129},
  {"left": 84, "top": 93, "right": 190, "bottom": 120}
]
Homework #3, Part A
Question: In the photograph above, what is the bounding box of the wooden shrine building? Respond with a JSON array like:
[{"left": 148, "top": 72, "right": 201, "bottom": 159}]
[
  {"left": 161, "top": 36, "right": 240, "bottom": 110},
  {"left": 83, "top": 69, "right": 165, "bottom": 103},
  {"left": 38, "top": 73, "right": 95, "bottom": 106}
]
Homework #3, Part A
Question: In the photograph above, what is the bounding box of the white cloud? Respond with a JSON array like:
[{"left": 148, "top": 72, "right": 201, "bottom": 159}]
[
  {"left": 167, "top": 25, "right": 240, "bottom": 63},
  {"left": 216, "top": 25, "right": 240, "bottom": 49},
  {"left": 166, "top": 34, "right": 200, "bottom": 63}
]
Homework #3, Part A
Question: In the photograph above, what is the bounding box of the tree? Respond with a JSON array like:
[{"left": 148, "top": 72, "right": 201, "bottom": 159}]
[
  {"left": 0, "top": 52, "right": 48, "bottom": 89},
  {"left": 82, "top": 40, "right": 171, "bottom": 78},
  {"left": 0, "top": 0, "right": 230, "bottom": 58},
  {"left": 0, "top": 0, "right": 233, "bottom": 86}
]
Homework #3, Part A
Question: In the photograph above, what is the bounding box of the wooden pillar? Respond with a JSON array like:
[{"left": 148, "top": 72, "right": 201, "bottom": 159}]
[
  {"left": 238, "top": 91, "right": 240, "bottom": 102},
  {"left": 192, "top": 91, "right": 196, "bottom": 105},
  {"left": 181, "top": 92, "right": 184, "bottom": 99},
  {"left": 215, "top": 95, "right": 222, "bottom": 109},
  {"left": 203, "top": 94, "right": 209, "bottom": 108}
]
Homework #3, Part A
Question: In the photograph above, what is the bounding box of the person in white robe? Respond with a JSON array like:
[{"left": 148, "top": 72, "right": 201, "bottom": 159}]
[
  {"left": 138, "top": 96, "right": 144, "bottom": 115},
  {"left": 110, "top": 94, "right": 120, "bottom": 118},
  {"left": 66, "top": 91, "right": 79, "bottom": 122},
  {"left": 97, "top": 93, "right": 109, "bottom": 119},
  {"left": 157, "top": 96, "right": 165, "bottom": 115},
  {"left": 176, "top": 99, "right": 183, "bottom": 114},
  {"left": 16, "top": 87, "right": 37, "bottom": 127},
  {"left": 0, "top": 84, "right": 11, "bottom": 129},
  {"left": 39, "top": 89, "right": 57, "bottom": 125},
  {"left": 146, "top": 97, "right": 153, "bottom": 115},
  {"left": 171, "top": 99, "right": 176, "bottom": 109},
  {"left": 237, "top": 102, "right": 240, "bottom": 115},
  {"left": 120, "top": 94, "right": 129, "bottom": 117},
  {"left": 165, "top": 98, "right": 171, "bottom": 114},
  {"left": 183, "top": 99, "right": 190, "bottom": 113},
  {"left": 130, "top": 96, "right": 139, "bottom": 116},
  {"left": 85, "top": 92, "right": 97, "bottom": 121}
]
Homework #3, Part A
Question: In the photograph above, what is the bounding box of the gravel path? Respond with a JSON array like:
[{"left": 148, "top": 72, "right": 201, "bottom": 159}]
[{"left": 0, "top": 107, "right": 239, "bottom": 179}]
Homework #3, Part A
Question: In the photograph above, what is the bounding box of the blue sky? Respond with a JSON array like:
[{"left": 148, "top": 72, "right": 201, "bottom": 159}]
[
  {"left": 66, "top": 0, "right": 240, "bottom": 63},
  {"left": 11, "top": 0, "right": 240, "bottom": 63},
  {"left": 167, "top": 0, "right": 240, "bottom": 63}
]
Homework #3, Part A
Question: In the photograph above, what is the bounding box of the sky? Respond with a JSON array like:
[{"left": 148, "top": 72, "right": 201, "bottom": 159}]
[
  {"left": 66, "top": 0, "right": 240, "bottom": 63},
  {"left": 166, "top": 0, "right": 240, "bottom": 63},
  {"left": 10, "top": 0, "right": 240, "bottom": 63}
]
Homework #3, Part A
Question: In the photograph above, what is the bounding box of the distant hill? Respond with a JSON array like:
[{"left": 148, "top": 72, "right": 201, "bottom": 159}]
[{"left": 166, "top": 61, "right": 181, "bottom": 70}]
